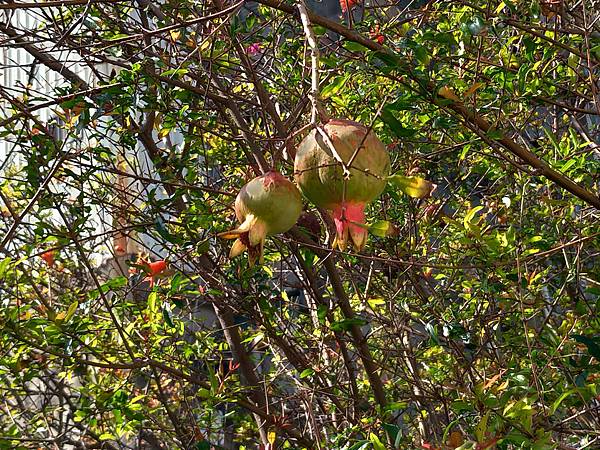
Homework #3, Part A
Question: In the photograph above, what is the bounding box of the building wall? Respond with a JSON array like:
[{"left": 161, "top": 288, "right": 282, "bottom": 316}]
[{"left": 0, "top": 9, "right": 176, "bottom": 262}]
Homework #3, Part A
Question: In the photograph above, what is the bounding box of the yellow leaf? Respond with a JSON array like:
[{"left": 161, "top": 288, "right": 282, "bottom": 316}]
[
  {"left": 368, "top": 220, "right": 397, "bottom": 237},
  {"left": 170, "top": 30, "right": 181, "bottom": 41},
  {"left": 482, "top": 372, "right": 502, "bottom": 391},
  {"left": 438, "top": 86, "right": 461, "bottom": 102},
  {"left": 367, "top": 298, "right": 386, "bottom": 309},
  {"left": 388, "top": 174, "right": 437, "bottom": 198},
  {"left": 198, "top": 39, "right": 211, "bottom": 53},
  {"left": 158, "top": 128, "right": 170, "bottom": 139},
  {"left": 153, "top": 113, "right": 162, "bottom": 131},
  {"left": 464, "top": 82, "right": 484, "bottom": 98},
  {"left": 64, "top": 301, "right": 78, "bottom": 323},
  {"left": 496, "top": 380, "right": 509, "bottom": 392},
  {"left": 268, "top": 431, "right": 276, "bottom": 444}
]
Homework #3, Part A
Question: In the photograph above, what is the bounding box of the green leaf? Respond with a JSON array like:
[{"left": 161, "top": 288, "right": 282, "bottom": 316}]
[
  {"left": 0, "top": 257, "right": 11, "bottom": 279},
  {"left": 347, "top": 441, "right": 370, "bottom": 450},
  {"left": 425, "top": 321, "right": 439, "bottom": 345},
  {"left": 330, "top": 317, "right": 368, "bottom": 332},
  {"left": 197, "top": 388, "right": 211, "bottom": 399},
  {"left": 147, "top": 292, "right": 158, "bottom": 313},
  {"left": 486, "top": 129, "right": 504, "bottom": 139},
  {"left": 385, "top": 401, "right": 408, "bottom": 411},
  {"left": 372, "top": 51, "right": 401, "bottom": 68},
  {"left": 467, "top": 16, "right": 486, "bottom": 36},
  {"left": 155, "top": 216, "right": 184, "bottom": 244},
  {"left": 561, "top": 158, "right": 577, "bottom": 173},
  {"left": 64, "top": 301, "right": 78, "bottom": 323},
  {"left": 369, "top": 433, "right": 386, "bottom": 450},
  {"left": 299, "top": 368, "right": 315, "bottom": 378},
  {"left": 317, "top": 304, "right": 328, "bottom": 323},
  {"left": 160, "top": 68, "right": 189, "bottom": 78},
  {"left": 106, "top": 33, "right": 128, "bottom": 41},
  {"left": 573, "top": 335, "right": 600, "bottom": 360},
  {"left": 162, "top": 305, "right": 174, "bottom": 327},
  {"left": 344, "top": 41, "right": 368, "bottom": 52},
  {"left": 380, "top": 107, "right": 417, "bottom": 138},
  {"left": 313, "top": 25, "right": 327, "bottom": 36},
  {"left": 368, "top": 220, "right": 393, "bottom": 237},
  {"left": 105, "top": 276, "right": 127, "bottom": 289},
  {"left": 382, "top": 423, "right": 401, "bottom": 447},
  {"left": 464, "top": 206, "right": 484, "bottom": 227},
  {"left": 414, "top": 46, "right": 430, "bottom": 65},
  {"left": 388, "top": 174, "right": 436, "bottom": 198},
  {"left": 550, "top": 389, "right": 579, "bottom": 415},
  {"left": 522, "top": 248, "right": 540, "bottom": 256},
  {"left": 322, "top": 74, "right": 349, "bottom": 99},
  {"left": 475, "top": 411, "right": 489, "bottom": 442}
]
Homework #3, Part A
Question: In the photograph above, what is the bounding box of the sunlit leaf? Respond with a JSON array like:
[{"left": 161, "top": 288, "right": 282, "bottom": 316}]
[{"left": 388, "top": 174, "right": 436, "bottom": 198}]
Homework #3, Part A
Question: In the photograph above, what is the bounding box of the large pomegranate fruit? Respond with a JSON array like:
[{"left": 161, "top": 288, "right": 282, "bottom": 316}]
[
  {"left": 219, "top": 171, "right": 303, "bottom": 265},
  {"left": 294, "top": 119, "right": 390, "bottom": 251}
]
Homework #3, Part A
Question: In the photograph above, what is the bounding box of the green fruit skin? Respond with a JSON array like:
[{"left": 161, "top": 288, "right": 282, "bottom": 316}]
[
  {"left": 294, "top": 119, "right": 390, "bottom": 209},
  {"left": 235, "top": 171, "right": 303, "bottom": 236}
]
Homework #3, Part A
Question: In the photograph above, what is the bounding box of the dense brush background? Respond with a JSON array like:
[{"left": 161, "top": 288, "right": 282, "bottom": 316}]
[{"left": 0, "top": 0, "right": 599, "bottom": 448}]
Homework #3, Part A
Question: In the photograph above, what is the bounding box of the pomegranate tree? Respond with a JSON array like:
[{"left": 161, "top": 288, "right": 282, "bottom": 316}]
[
  {"left": 219, "top": 171, "right": 302, "bottom": 265},
  {"left": 294, "top": 119, "right": 390, "bottom": 251}
]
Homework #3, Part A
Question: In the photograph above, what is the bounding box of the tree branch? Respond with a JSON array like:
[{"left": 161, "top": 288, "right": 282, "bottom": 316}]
[{"left": 255, "top": 0, "right": 600, "bottom": 210}]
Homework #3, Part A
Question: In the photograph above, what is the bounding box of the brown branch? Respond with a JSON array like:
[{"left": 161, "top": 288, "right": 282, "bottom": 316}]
[
  {"left": 91, "top": 1, "right": 244, "bottom": 50},
  {"left": 0, "top": 0, "right": 124, "bottom": 9},
  {"left": 7, "top": 320, "right": 312, "bottom": 446},
  {"left": 0, "top": 24, "right": 88, "bottom": 88},
  {"left": 289, "top": 244, "right": 361, "bottom": 417},
  {"left": 289, "top": 228, "right": 388, "bottom": 409},
  {"left": 0, "top": 83, "right": 124, "bottom": 129},
  {"left": 208, "top": 76, "right": 271, "bottom": 173},
  {"left": 212, "top": 303, "right": 271, "bottom": 447},
  {"left": 254, "top": 0, "right": 600, "bottom": 210},
  {"left": 444, "top": 99, "right": 600, "bottom": 209}
]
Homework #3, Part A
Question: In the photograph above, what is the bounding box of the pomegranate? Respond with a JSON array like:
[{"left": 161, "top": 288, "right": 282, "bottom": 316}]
[
  {"left": 219, "top": 171, "right": 303, "bottom": 265},
  {"left": 294, "top": 119, "right": 390, "bottom": 251}
]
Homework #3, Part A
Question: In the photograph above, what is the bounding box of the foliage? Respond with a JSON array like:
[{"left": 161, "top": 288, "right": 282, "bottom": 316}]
[{"left": 0, "top": 0, "right": 599, "bottom": 449}]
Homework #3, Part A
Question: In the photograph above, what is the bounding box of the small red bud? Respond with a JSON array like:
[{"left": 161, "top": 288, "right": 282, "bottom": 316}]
[
  {"left": 148, "top": 260, "right": 167, "bottom": 276},
  {"left": 41, "top": 250, "right": 56, "bottom": 266},
  {"left": 340, "top": 0, "right": 358, "bottom": 13},
  {"left": 369, "top": 25, "right": 385, "bottom": 44}
]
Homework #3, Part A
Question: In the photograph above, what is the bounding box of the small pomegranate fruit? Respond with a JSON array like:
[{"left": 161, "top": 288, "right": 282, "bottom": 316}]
[
  {"left": 294, "top": 119, "right": 390, "bottom": 251},
  {"left": 219, "top": 171, "right": 303, "bottom": 265}
]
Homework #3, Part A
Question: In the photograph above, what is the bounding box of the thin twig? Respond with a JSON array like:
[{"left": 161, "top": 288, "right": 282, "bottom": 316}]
[{"left": 297, "top": 0, "right": 321, "bottom": 125}]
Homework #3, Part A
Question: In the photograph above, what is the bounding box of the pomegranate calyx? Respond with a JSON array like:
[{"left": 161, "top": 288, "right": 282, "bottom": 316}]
[{"left": 331, "top": 202, "right": 368, "bottom": 252}]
